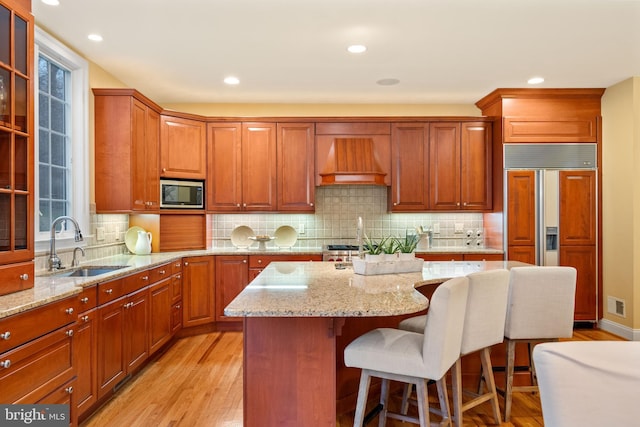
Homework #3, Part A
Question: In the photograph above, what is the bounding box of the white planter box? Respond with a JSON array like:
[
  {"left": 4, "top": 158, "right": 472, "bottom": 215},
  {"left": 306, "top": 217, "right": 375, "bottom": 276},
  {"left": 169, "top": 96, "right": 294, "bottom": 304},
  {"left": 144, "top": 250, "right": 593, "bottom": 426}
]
[{"left": 352, "top": 257, "right": 424, "bottom": 276}]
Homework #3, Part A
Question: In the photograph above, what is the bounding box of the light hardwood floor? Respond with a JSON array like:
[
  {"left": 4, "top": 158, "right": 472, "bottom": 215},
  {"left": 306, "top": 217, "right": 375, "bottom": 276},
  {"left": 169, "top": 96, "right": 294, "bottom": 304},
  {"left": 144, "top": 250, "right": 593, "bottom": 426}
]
[{"left": 81, "top": 328, "right": 623, "bottom": 427}]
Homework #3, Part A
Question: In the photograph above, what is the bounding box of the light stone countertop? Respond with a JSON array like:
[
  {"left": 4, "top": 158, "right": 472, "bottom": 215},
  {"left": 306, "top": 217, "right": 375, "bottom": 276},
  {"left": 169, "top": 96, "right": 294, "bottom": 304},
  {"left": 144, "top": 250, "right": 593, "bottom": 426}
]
[
  {"left": 0, "top": 247, "right": 505, "bottom": 320},
  {"left": 224, "top": 260, "right": 527, "bottom": 318}
]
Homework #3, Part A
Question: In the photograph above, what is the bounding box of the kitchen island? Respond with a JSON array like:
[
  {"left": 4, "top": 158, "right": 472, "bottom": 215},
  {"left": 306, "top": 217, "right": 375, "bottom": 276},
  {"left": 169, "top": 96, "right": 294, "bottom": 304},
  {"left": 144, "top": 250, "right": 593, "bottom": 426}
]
[{"left": 224, "top": 260, "right": 526, "bottom": 427}]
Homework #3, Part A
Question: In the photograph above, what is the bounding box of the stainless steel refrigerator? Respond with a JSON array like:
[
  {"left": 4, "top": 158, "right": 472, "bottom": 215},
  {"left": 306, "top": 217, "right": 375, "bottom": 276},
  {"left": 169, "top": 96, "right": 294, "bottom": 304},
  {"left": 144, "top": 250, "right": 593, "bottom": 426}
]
[{"left": 504, "top": 143, "right": 598, "bottom": 321}]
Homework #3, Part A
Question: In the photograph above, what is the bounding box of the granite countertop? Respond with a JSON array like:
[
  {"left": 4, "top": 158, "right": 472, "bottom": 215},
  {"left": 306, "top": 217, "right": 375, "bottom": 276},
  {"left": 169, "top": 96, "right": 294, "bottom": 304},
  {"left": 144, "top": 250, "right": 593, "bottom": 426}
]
[
  {"left": 0, "top": 246, "right": 505, "bottom": 320},
  {"left": 224, "top": 260, "right": 526, "bottom": 318}
]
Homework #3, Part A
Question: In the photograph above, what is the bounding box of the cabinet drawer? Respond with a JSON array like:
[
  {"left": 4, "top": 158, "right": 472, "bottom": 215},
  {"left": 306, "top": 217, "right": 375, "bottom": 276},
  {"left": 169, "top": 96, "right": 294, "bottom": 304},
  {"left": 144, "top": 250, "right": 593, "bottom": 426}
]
[
  {"left": 123, "top": 269, "right": 152, "bottom": 294},
  {"left": 1, "top": 324, "right": 75, "bottom": 404},
  {"left": 97, "top": 278, "right": 126, "bottom": 305},
  {"left": 150, "top": 263, "right": 171, "bottom": 283},
  {"left": 248, "top": 255, "right": 321, "bottom": 268},
  {"left": 171, "top": 259, "right": 183, "bottom": 275},
  {"left": 78, "top": 286, "right": 98, "bottom": 312},
  {"left": 0, "top": 261, "right": 35, "bottom": 296},
  {"left": 0, "top": 297, "right": 78, "bottom": 354},
  {"left": 171, "top": 274, "right": 182, "bottom": 304}
]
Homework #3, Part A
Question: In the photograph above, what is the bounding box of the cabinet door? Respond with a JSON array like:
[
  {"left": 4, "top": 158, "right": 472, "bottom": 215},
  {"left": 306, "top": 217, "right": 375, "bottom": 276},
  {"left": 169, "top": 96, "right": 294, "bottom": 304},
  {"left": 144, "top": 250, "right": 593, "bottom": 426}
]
[
  {"left": 277, "top": 123, "right": 315, "bottom": 211},
  {"left": 207, "top": 123, "right": 242, "bottom": 211},
  {"left": 149, "top": 279, "right": 172, "bottom": 355},
  {"left": 560, "top": 245, "right": 597, "bottom": 321},
  {"left": 215, "top": 256, "right": 249, "bottom": 322},
  {"left": 124, "top": 287, "right": 149, "bottom": 373},
  {"left": 460, "top": 122, "right": 491, "bottom": 210},
  {"left": 507, "top": 170, "right": 536, "bottom": 247},
  {"left": 182, "top": 256, "right": 215, "bottom": 327},
  {"left": 428, "top": 122, "right": 461, "bottom": 210},
  {"left": 97, "top": 297, "right": 126, "bottom": 398},
  {"left": 559, "top": 170, "right": 596, "bottom": 246},
  {"left": 160, "top": 116, "right": 206, "bottom": 179},
  {"left": 131, "top": 100, "right": 159, "bottom": 211},
  {"left": 507, "top": 246, "right": 536, "bottom": 264},
  {"left": 242, "top": 122, "right": 276, "bottom": 210},
  {"left": 75, "top": 308, "right": 97, "bottom": 418},
  {"left": 390, "top": 123, "right": 429, "bottom": 211}
]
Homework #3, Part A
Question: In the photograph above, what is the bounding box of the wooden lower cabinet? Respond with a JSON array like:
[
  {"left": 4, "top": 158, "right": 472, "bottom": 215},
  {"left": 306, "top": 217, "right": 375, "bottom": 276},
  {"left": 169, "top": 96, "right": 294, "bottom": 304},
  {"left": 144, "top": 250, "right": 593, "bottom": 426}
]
[
  {"left": 149, "top": 278, "right": 172, "bottom": 354},
  {"left": 561, "top": 245, "right": 597, "bottom": 321},
  {"left": 215, "top": 256, "right": 249, "bottom": 322},
  {"left": 97, "top": 286, "right": 149, "bottom": 399},
  {"left": 75, "top": 307, "right": 97, "bottom": 420},
  {"left": 182, "top": 256, "right": 215, "bottom": 327}
]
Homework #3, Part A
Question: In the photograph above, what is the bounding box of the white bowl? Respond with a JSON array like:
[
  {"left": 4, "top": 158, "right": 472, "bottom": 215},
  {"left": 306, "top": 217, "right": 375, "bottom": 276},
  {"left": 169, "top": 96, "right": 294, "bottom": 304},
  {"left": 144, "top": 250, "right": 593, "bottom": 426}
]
[
  {"left": 274, "top": 225, "right": 298, "bottom": 248},
  {"left": 125, "top": 226, "right": 146, "bottom": 253},
  {"left": 230, "top": 225, "right": 255, "bottom": 248}
]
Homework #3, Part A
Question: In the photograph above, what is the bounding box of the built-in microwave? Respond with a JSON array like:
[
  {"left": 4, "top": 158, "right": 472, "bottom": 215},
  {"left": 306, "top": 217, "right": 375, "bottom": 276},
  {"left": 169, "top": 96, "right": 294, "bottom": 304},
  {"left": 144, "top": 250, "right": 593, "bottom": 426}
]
[{"left": 160, "top": 179, "right": 204, "bottom": 209}]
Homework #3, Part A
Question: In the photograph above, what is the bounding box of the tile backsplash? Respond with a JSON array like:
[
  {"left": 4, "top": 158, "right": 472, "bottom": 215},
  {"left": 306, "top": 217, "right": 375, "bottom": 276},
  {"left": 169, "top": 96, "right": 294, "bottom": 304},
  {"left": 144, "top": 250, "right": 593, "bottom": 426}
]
[
  {"left": 210, "top": 185, "right": 484, "bottom": 250},
  {"left": 34, "top": 185, "right": 486, "bottom": 270}
]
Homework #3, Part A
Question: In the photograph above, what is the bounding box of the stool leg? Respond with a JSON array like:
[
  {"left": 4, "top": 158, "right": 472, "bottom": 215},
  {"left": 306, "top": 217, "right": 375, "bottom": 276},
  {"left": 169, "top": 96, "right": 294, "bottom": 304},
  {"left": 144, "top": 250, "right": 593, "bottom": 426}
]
[
  {"left": 451, "top": 358, "right": 463, "bottom": 427},
  {"left": 353, "top": 371, "right": 371, "bottom": 427},
  {"left": 401, "top": 384, "right": 413, "bottom": 415},
  {"left": 378, "top": 378, "right": 389, "bottom": 427},
  {"left": 415, "top": 379, "right": 431, "bottom": 427},
  {"left": 504, "top": 339, "right": 516, "bottom": 422},
  {"left": 480, "top": 347, "right": 502, "bottom": 425},
  {"left": 436, "top": 377, "right": 452, "bottom": 427}
]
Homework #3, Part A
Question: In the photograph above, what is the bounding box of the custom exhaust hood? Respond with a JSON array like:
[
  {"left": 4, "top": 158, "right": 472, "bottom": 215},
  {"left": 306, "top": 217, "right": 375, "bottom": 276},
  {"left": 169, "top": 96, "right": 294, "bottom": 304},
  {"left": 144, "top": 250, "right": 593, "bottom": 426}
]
[{"left": 318, "top": 137, "right": 387, "bottom": 185}]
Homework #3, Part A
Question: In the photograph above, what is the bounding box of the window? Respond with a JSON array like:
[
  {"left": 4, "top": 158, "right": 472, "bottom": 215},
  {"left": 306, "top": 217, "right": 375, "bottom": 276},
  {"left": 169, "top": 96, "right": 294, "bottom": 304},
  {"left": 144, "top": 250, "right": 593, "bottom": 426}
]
[{"left": 34, "top": 27, "right": 88, "bottom": 251}]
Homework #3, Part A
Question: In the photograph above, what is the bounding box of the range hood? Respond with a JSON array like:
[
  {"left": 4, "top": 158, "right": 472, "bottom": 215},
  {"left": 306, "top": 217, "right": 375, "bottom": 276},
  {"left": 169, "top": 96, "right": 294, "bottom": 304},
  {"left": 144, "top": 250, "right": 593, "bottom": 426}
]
[{"left": 319, "top": 137, "right": 387, "bottom": 185}]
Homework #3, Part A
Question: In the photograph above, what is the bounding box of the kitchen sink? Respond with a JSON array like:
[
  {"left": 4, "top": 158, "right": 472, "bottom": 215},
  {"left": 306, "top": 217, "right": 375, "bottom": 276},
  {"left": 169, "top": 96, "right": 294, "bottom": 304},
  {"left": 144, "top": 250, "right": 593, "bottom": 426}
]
[{"left": 55, "top": 265, "right": 128, "bottom": 277}]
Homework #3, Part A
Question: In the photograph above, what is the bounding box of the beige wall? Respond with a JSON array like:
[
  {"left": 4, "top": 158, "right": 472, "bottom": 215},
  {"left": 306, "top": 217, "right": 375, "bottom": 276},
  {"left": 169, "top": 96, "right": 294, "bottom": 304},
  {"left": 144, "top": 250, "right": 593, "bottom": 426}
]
[{"left": 601, "top": 77, "right": 640, "bottom": 333}]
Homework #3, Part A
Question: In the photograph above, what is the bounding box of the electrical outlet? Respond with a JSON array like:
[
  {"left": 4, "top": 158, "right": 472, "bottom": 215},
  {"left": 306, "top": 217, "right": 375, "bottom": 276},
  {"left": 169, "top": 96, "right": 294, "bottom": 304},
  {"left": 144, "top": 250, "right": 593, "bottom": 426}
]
[
  {"left": 299, "top": 223, "right": 305, "bottom": 234},
  {"left": 96, "top": 227, "right": 105, "bottom": 241},
  {"left": 433, "top": 223, "right": 440, "bottom": 234},
  {"left": 454, "top": 223, "right": 464, "bottom": 233}
]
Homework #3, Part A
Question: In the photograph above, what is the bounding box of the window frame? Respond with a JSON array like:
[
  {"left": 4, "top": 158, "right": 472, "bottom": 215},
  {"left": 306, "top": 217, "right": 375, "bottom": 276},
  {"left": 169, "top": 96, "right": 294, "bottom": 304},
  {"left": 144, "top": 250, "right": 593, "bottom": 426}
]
[{"left": 34, "top": 26, "right": 89, "bottom": 252}]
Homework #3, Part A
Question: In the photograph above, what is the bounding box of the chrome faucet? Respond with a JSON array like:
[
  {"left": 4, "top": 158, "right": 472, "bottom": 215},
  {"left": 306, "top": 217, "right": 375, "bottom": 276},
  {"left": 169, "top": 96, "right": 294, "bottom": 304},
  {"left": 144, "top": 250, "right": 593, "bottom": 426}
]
[
  {"left": 49, "top": 216, "right": 83, "bottom": 271},
  {"left": 72, "top": 247, "right": 85, "bottom": 267}
]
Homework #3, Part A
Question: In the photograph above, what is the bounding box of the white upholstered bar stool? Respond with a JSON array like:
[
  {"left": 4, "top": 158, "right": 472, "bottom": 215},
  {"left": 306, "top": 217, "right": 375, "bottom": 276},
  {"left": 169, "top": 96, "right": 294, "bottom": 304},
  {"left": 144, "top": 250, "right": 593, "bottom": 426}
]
[
  {"left": 533, "top": 341, "right": 640, "bottom": 427},
  {"left": 344, "top": 276, "right": 469, "bottom": 427},
  {"left": 398, "top": 269, "right": 511, "bottom": 427},
  {"left": 502, "top": 266, "right": 577, "bottom": 422}
]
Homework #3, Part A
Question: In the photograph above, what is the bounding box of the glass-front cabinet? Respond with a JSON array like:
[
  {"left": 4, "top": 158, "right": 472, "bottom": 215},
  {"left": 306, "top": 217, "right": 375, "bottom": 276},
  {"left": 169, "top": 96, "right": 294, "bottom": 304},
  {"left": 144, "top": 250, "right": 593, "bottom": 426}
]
[{"left": 0, "top": 0, "right": 34, "bottom": 296}]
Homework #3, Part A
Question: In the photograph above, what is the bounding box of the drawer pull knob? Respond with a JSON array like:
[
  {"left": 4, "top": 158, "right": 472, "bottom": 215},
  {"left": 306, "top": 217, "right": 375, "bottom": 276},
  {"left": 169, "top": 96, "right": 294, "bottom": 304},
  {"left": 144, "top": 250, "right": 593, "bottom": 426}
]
[
  {"left": 66, "top": 330, "right": 74, "bottom": 337},
  {"left": 142, "top": 276, "right": 149, "bottom": 281},
  {"left": 175, "top": 262, "right": 181, "bottom": 267},
  {"left": 105, "top": 289, "right": 113, "bottom": 294},
  {"left": 0, "top": 332, "right": 10, "bottom": 340},
  {"left": 176, "top": 305, "right": 181, "bottom": 309},
  {"left": 0, "top": 360, "right": 11, "bottom": 369},
  {"left": 243, "top": 259, "right": 247, "bottom": 263},
  {"left": 159, "top": 270, "right": 166, "bottom": 275},
  {"left": 82, "top": 315, "right": 90, "bottom": 322},
  {"left": 257, "top": 260, "right": 262, "bottom": 264},
  {"left": 65, "top": 308, "right": 74, "bottom": 315},
  {"left": 19, "top": 274, "right": 29, "bottom": 280},
  {"left": 65, "top": 386, "right": 73, "bottom": 394},
  {"left": 184, "top": 262, "right": 189, "bottom": 266},
  {"left": 80, "top": 297, "right": 89, "bottom": 303},
  {"left": 176, "top": 274, "right": 181, "bottom": 279}
]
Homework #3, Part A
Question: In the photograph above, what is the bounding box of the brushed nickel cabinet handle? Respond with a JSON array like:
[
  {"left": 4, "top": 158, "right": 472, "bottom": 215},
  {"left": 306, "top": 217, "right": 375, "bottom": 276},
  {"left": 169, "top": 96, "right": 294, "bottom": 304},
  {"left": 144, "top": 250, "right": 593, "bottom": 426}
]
[
  {"left": 159, "top": 270, "right": 166, "bottom": 275},
  {"left": 66, "top": 330, "right": 74, "bottom": 337},
  {"left": 0, "top": 360, "right": 11, "bottom": 369},
  {"left": 80, "top": 297, "right": 89, "bottom": 304},
  {"left": 0, "top": 332, "right": 10, "bottom": 340},
  {"left": 65, "top": 386, "right": 73, "bottom": 394},
  {"left": 104, "top": 289, "right": 113, "bottom": 294},
  {"left": 82, "top": 315, "right": 90, "bottom": 322},
  {"left": 184, "top": 262, "right": 189, "bottom": 266},
  {"left": 19, "top": 274, "right": 29, "bottom": 280},
  {"left": 65, "top": 308, "right": 74, "bottom": 315},
  {"left": 142, "top": 276, "right": 149, "bottom": 281},
  {"left": 243, "top": 259, "right": 247, "bottom": 263}
]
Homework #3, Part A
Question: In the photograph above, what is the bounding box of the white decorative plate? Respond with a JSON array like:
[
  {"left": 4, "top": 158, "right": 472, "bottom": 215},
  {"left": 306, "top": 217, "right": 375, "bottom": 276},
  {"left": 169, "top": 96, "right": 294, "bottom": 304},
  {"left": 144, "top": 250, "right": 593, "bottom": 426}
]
[
  {"left": 125, "top": 226, "right": 146, "bottom": 254},
  {"left": 274, "top": 225, "right": 298, "bottom": 248},
  {"left": 230, "top": 225, "right": 255, "bottom": 248}
]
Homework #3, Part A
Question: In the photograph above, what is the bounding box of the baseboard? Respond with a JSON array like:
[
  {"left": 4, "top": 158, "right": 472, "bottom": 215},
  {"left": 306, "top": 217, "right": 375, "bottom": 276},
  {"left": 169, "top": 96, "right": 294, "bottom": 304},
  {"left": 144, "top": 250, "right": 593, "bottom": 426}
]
[{"left": 598, "top": 318, "right": 636, "bottom": 340}]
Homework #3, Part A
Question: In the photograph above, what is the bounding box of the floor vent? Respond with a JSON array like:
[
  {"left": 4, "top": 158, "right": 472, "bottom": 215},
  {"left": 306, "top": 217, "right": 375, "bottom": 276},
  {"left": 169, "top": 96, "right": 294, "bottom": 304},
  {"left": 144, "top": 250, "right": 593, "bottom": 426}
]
[{"left": 607, "top": 296, "right": 626, "bottom": 318}]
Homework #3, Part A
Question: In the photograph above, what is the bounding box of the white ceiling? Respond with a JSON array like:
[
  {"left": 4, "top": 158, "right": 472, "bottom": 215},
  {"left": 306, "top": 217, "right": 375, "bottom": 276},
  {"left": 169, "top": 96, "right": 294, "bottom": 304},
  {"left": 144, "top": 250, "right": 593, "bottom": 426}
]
[{"left": 33, "top": 0, "right": 640, "bottom": 105}]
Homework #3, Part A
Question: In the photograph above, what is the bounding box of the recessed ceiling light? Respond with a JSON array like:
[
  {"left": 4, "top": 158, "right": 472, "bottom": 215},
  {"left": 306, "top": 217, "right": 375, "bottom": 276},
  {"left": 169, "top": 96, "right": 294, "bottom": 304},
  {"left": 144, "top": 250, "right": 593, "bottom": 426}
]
[
  {"left": 41, "top": 0, "right": 60, "bottom": 5},
  {"left": 347, "top": 44, "right": 367, "bottom": 54},
  {"left": 224, "top": 76, "right": 240, "bottom": 85},
  {"left": 88, "top": 34, "right": 103, "bottom": 42},
  {"left": 377, "top": 78, "right": 400, "bottom": 86},
  {"left": 528, "top": 77, "right": 545, "bottom": 85}
]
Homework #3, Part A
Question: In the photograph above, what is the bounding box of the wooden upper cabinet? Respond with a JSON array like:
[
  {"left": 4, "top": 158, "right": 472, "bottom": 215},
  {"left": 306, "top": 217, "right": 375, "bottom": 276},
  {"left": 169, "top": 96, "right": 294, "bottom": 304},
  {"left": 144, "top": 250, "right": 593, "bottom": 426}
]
[
  {"left": 389, "top": 123, "right": 429, "bottom": 211},
  {"left": 160, "top": 115, "right": 206, "bottom": 179},
  {"left": 94, "top": 89, "right": 162, "bottom": 213},
  {"left": 559, "top": 170, "right": 596, "bottom": 246},
  {"left": 207, "top": 123, "right": 243, "bottom": 211},
  {"left": 460, "top": 122, "right": 492, "bottom": 210},
  {"left": 277, "top": 123, "right": 315, "bottom": 211},
  {"left": 242, "top": 123, "right": 277, "bottom": 211},
  {"left": 503, "top": 116, "right": 598, "bottom": 143},
  {"left": 207, "top": 122, "right": 276, "bottom": 212},
  {"left": 429, "top": 123, "right": 461, "bottom": 210}
]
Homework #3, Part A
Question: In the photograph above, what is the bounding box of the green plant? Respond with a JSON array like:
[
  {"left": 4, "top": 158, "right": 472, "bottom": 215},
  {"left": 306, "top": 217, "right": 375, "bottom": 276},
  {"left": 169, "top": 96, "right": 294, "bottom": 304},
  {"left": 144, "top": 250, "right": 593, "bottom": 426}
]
[
  {"left": 362, "top": 234, "right": 386, "bottom": 255},
  {"left": 381, "top": 236, "right": 399, "bottom": 254},
  {"left": 396, "top": 231, "right": 419, "bottom": 253}
]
